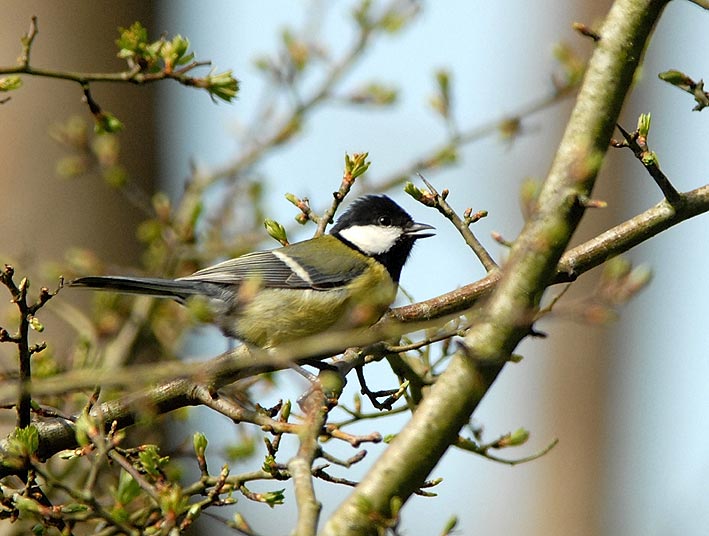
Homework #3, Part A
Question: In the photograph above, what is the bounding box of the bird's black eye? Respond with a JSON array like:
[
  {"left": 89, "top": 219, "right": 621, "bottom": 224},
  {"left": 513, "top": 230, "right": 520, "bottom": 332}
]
[{"left": 378, "top": 215, "right": 392, "bottom": 226}]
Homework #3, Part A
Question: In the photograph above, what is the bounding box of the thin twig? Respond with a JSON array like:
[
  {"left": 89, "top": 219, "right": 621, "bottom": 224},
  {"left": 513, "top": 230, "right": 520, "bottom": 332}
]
[
  {"left": 315, "top": 172, "right": 357, "bottom": 236},
  {"left": 456, "top": 436, "right": 560, "bottom": 466},
  {"left": 318, "top": 448, "right": 367, "bottom": 468},
  {"left": 32, "top": 464, "right": 137, "bottom": 535},
  {"left": 192, "top": 384, "right": 298, "bottom": 434},
  {"left": 419, "top": 176, "right": 498, "bottom": 272},
  {"left": 18, "top": 16, "right": 38, "bottom": 67},
  {"left": 107, "top": 449, "right": 162, "bottom": 505},
  {"left": 0, "top": 266, "right": 57, "bottom": 429},
  {"left": 615, "top": 123, "right": 681, "bottom": 206}
]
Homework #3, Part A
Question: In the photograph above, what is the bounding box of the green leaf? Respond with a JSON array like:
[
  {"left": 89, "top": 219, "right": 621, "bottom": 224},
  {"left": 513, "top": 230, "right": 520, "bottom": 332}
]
[
  {"left": 0, "top": 76, "right": 22, "bottom": 92},
  {"left": 5, "top": 425, "right": 40, "bottom": 465},
  {"left": 116, "top": 22, "right": 149, "bottom": 59},
  {"left": 658, "top": 69, "right": 693, "bottom": 89},
  {"left": 344, "top": 152, "right": 371, "bottom": 179},
  {"left": 138, "top": 445, "right": 169, "bottom": 477},
  {"left": 206, "top": 70, "right": 240, "bottom": 102},
  {"left": 162, "top": 34, "right": 194, "bottom": 69},
  {"left": 262, "top": 489, "right": 285, "bottom": 507},
  {"left": 61, "top": 503, "right": 89, "bottom": 514},
  {"left": 115, "top": 469, "right": 141, "bottom": 505}
]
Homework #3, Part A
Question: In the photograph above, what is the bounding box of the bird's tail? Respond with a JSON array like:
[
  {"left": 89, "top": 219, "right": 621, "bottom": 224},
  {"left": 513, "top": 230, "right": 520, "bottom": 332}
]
[{"left": 69, "top": 276, "right": 205, "bottom": 303}]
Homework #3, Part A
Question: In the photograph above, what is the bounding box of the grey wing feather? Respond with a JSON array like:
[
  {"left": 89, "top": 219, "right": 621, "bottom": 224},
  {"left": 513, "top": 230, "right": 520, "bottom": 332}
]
[{"left": 177, "top": 251, "right": 311, "bottom": 288}]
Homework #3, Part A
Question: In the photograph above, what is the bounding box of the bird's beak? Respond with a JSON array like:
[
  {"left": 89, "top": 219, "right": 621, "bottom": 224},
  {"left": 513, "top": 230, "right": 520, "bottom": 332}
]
[{"left": 405, "top": 222, "right": 435, "bottom": 239}]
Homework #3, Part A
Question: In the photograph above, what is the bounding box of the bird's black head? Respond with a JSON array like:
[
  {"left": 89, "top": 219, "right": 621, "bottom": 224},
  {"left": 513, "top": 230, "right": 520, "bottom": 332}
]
[{"left": 331, "top": 195, "right": 434, "bottom": 282}]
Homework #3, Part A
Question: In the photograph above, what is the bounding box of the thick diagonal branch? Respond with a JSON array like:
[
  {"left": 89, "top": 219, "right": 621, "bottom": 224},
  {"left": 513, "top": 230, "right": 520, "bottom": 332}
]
[{"left": 322, "top": 1, "right": 670, "bottom": 534}]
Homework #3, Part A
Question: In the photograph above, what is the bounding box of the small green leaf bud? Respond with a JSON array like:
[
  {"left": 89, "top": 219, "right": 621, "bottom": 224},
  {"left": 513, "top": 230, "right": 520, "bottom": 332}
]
[
  {"left": 641, "top": 150, "right": 659, "bottom": 167},
  {"left": 28, "top": 315, "right": 44, "bottom": 333},
  {"left": 264, "top": 218, "right": 288, "bottom": 245},
  {"left": 0, "top": 76, "right": 22, "bottom": 92},
  {"left": 637, "top": 112, "right": 651, "bottom": 138},
  {"left": 94, "top": 112, "right": 124, "bottom": 134},
  {"left": 193, "top": 432, "right": 208, "bottom": 458}
]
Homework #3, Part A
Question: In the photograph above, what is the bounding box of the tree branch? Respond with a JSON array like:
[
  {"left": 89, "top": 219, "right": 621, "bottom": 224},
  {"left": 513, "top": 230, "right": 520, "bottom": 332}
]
[
  {"left": 289, "top": 382, "right": 328, "bottom": 536},
  {"left": 322, "top": 1, "right": 671, "bottom": 533},
  {"left": 4, "top": 182, "right": 709, "bottom": 477},
  {"left": 391, "top": 183, "right": 709, "bottom": 322}
]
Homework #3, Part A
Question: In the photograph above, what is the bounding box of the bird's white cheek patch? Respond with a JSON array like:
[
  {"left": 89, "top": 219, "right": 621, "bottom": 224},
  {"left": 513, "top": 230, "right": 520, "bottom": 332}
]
[{"left": 339, "top": 225, "right": 403, "bottom": 255}]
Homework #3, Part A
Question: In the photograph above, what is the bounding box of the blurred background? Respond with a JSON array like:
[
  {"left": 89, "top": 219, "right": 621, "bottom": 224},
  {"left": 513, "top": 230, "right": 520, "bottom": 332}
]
[{"left": 1, "top": 1, "right": 709, "bottom": 534}]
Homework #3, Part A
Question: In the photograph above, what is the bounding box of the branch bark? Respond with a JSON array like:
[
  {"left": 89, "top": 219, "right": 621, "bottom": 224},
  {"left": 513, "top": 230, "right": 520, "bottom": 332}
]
[
  {"left": 322, "top": 1, "right": 670, "bottom": 533},
  {"left": 5, "top": 181, "right": 709, "bottom": 477}
]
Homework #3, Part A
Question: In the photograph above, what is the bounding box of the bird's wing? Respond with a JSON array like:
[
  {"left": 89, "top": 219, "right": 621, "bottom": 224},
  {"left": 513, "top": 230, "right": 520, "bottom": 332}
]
[
  {"left": 177, "top": 251, "right": 309, "bottom": 288},
  {"left": 177, "top": 239, "right": 367, "bottom": 290}
]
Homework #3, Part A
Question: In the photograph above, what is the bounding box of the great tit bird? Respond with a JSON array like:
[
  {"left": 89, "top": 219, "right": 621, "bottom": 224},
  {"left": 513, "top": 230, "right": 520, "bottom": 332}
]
[{"left": 70, "top": 195, "right": 434, "bottom": 347}]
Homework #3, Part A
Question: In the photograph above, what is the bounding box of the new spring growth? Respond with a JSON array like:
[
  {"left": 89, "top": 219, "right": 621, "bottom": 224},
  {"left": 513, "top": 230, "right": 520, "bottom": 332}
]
[
  {"left": 497, "top": 428, "right": 530, "bottom": 448},
  {"left": 161, "top": 34, "right": 194, "bottom": 72},
  {"left": 635, "top": 112, "right": 659, "bottom": 166},
  {"left": 464, "top": 207, "right": 488, "bottom": 225},
  {"left": 282, "top": 28, "right": 309, "bottom": 72},
  {"left": 115, "top": 469, "right": 141, "bottom": 506},
  {"left": 138, "top": 445, "right": 170, "bottom": 478},
  {"left": 430, "top": 69, "right": 452, "bottom": 120},
  {"left": 264, "top": 218, "right": 288, "bottom": 246},
  {"left": 94, "top": 111, "right": 123, "bottom": 134},
  {"left": 441, "top": 516, "right": 459, "bottom": 535},
  {"left": 285, "top": 192, "right": 312, "bottom": 224},
  {"left": 347, "top": 82, "right": 398, "bottom": 106},
  {"left": 152, "top": 192, "right": 172, "bottom": 223},
  {"left": 637, "top": 112, "right": 651, "bottom": 140},
  {"left": 0, "top": 76, "right": 22, "bottom": 92},
  {"left": 115, "top": 22, "right": 239, "bottom": 103},
  {"left": 5, "top": 425, "right": 39, "bottom": 464},
  {"left": 202, "top": 69, "right": 239, "bottom": 103},
  {"left": 404, "top": 181, "right": 436, "bottom": 206},
  {"left": 280, "top": 400, "right": 291, "bottom": 421},
  {"left": 193, "top": 432, "right": 208, "bottom": 459},
  {"left": 28, "top": 315, "right": 44, "bottom": 332},
  {"left": 659, "top": 70, "right": 709, "bottom": 111},
  {"left": 116, "top": 22, "right": 191, "bottom": 73},
  {"left": 344, "top": 152, "right": 370, "bottom": 181}
]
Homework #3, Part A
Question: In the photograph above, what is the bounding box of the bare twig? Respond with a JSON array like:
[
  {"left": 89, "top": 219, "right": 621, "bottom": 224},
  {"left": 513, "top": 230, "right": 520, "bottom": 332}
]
[
  {"left": 355, "top": 366, "right": 408, "bottom": 411},
  {"left": 456, "top": 435, "right": 560, "bottom": 466},
  {"left": 18, "top": 16, "right": 38, "bottom": 67},
  {"left": 324, "top": 426, "right": 382, "bottom": 448},
  {"left": 417, "top": 176, "right": 498, "bottom": 272},
  {"left": 614, "top": 122, "right": 681, "bottom": 205},
  {"left": 315, "top": 162, "right": 360, "bottom": 236},
  {"left": 572, "top": 21, "right": 601, "bottom": 42}
]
